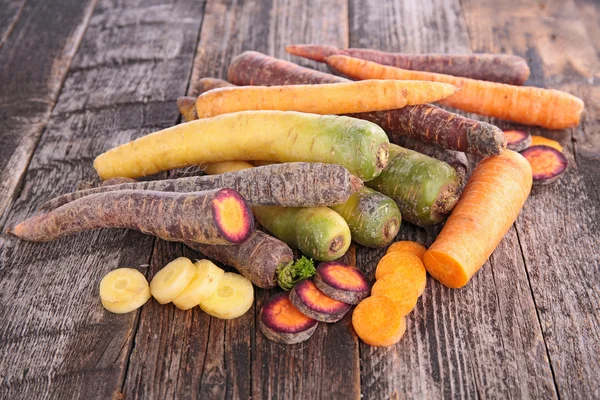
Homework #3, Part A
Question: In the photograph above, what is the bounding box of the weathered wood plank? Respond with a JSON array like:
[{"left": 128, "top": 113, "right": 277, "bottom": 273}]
[
  {"left": 461, "top": 0, "right": 600, "bottom": 398},
  {"left": 0, "top": 0, "right": 203, "bottom": 398},
  {"left": 350, "top": 0, "right": 558, "bottom": 398},
  {"left": 0, "top": 0, "right": 98, "bottom": 228},
  {"left": 573, "top": 0, "right": 600, "bottom": 53},
  {"left": 0, "top": 0, "right": 27, "bottom": 50},
  {"left": 122, "top": 1, "right": 357, "bottom": 398}
]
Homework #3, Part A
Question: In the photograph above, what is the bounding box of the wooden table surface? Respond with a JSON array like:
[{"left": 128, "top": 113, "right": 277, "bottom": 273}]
[{"left": 1, "top": 0, "right": 599, "bottom": 398}]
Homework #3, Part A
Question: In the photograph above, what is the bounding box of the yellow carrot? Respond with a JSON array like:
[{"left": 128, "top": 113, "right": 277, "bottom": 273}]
[
  {"left": 423, "top": 150, "right": 532, "bottom": 288},
  {"left": 326, "top": 55, "right": 584, "bottom": 130},
  {"left": 195, "top": 80, "right": 457, "bottom": 118}
]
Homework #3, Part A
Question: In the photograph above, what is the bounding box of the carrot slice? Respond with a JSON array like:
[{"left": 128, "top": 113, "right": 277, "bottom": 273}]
[
  {"left": 352, "top": 295, "right": 406, "bottom": 347},
  {"left": 520, "top": 145, "right": 568, "bottom": 185},
  {"left": 371, "top": 273, "right": 419, "bottom": 317},
  {"left": 530, "top": 136, "right": 563, "bottom": 152},
  {"left": 375, "top": 252, "right": 426, "bottom": 296},
  {"left": 386, "top": 240, "right": 427, "bottom": 260},
  {"left": 503, "top": 130, "right": 531, "bottom": 152}
]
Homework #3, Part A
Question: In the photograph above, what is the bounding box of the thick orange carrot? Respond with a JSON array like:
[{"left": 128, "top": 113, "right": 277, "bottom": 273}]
[
  {"left": 423, "top": 150, "right": 532, "bottom": 288},
  {"left": 352, "top": 295, "right": 406, "bottom": 346},
  {"left": 195, "top": 80, "right": 457, "bottom": 118},
  {"left": 286, "top": 44, "right": 531, "bottom": 85},
  {"left": 327, "top": 55, "right": 585, "bottom": 130},
  {"left": 228, "top": 52, "right": 506, "bottom": 156}
]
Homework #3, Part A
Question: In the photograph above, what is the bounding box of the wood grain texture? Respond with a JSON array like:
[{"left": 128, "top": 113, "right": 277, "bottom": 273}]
[
  {"left": 573, "top": 0, "right": 600, "bottom": 54},
  {"left": 0, "top": 0, "right": 98, "bottom": 229},
  {"left": 0, "top": 0, "right": 203, "bottom": 398},
  {"left": 461, "top": 0, "right": 600, "bottom": 398},
  {"left": 0, "top": 0, "right": 27, "bottom": 50},
  {"left": 350, "top": 0, "right": 557, "bottom": 398}
]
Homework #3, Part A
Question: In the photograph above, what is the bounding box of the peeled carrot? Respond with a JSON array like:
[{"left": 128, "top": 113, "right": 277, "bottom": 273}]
[
  {"left": 352, "top": 295, "right": 406, "bottom": 347},
  {"left": 227, "top": 52, "right": 506, "bottom": 156},
  {"left": 386, "top": 241, "right": 427, "bottom": 260},
  {"left": 327, "top": 55, "right": 584, "bottom": 130},
  {"left": 375, "top": 252, "right": 427, "bottom": 296},
  {"left": 423, "top": 150, "right": 532, "bottom": 288},
  {"left": 530, "top": 136, "right": 563, "bottom": 152},
  {"left": 286, "top": 44, "right": 531, "bottom": 85},
  {"left": 195, "top": 80, "right": 457, "bottom": 118}
]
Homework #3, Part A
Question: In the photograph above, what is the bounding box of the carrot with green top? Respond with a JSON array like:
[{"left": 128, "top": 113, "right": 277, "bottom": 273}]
[
  {"left": 286, "top": 44, "right": 531, "bottom": 85},
  {"left": 228, "top": 52, "right": 505, "bottom": 156},
  {"left": 186, "top": 231, "right": 295, "bottom": 289},
  {"left": 423, "top": 150, "right": 532, "bottom": 288},
  {"left": 8, "top": 189, "right": 254, "bottom": 244},
  {"left": 93, "top": 111, "right": 389, "bottom": 182},
  {"left": 195, "top": 80, "right": 457, "bottom": 118},
  {"left": 326, "top": 55, "right": 584, "bottom": 130}
]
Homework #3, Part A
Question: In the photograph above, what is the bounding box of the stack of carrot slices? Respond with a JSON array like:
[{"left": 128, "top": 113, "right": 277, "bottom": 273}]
[
  {"left": 352, "top": 241, "right": 427, "bottom": 347},
  {"left": 504, "top": 130, "right": 568, "bottom": 185},
  {"left": 259, "top": 261, "right": 370, "bottom": 344}
]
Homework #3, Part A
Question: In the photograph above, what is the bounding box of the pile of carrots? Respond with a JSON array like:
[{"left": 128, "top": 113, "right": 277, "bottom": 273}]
[{"left": 5, "top": 44, "right": 583, "bottom": 347}]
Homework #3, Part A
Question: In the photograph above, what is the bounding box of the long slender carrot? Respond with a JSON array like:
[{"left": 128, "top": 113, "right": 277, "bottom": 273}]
[
  {"left": 286, "top": 44, "right": 531, "bottom": 85},
  {"left": 423, "top": 150, "right": 532, "bottom": 288},
  {"left": 227, "top": 51, "right": 505, "bottom": 156},
  {"left": 7, "top": 189, "right": 254, "bottom": 245},
  {"left": 195, "top": 80, "right": 457, "bottom": 118},
  {"left": 327, "top": 55, "right": 584, "bottom": 130}
]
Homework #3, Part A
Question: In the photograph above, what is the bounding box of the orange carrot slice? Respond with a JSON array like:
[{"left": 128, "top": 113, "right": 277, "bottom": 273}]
[
  {"left": 386, "top": 240, "right": 427, "bottom": 260},
  {"left": 352, "top": 295, "right": 406, "bottom": 347},
  {"left": 371, "top": 273, "right": 419, "bottom": 317},
  {"left": 375, "top": 252, "right": 427, "bottom": 296}
]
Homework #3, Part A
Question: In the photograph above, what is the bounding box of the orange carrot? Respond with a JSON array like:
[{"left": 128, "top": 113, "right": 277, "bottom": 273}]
[
  {"left": 371, "top": 273, "right": 419, "bottom": 316},
  {"left": 326, "top": 55, "right": 585, "bottom": 130},
  {"left": 386, "top": 240, "right": 427, "bottom": 260},
  {"left": 352, "top": 295, "right": 406, "bottom": 346},
  {"left": 423, "top": 150, "right": 532, "bottom": 288},
  {"left": 195, "top": 80, "right": 457, "bottom": 118},
  {"left": 286, "top": 44, "right": 531, "bottom": 85},
  {"left": 530, "top": 136, "right": 563, "bottom": 152},
  {"left": 375, "top": 252, "right": 427, "bottom": 296}
]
